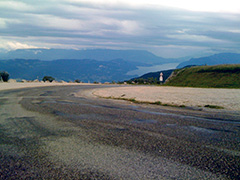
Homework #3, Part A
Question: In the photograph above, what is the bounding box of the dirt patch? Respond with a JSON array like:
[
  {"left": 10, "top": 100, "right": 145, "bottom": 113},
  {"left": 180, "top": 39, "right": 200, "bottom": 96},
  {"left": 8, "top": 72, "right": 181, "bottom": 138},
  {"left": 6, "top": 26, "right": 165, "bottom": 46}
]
[{"left": 92, "top": 86, "right": 240, "bottom": 111}]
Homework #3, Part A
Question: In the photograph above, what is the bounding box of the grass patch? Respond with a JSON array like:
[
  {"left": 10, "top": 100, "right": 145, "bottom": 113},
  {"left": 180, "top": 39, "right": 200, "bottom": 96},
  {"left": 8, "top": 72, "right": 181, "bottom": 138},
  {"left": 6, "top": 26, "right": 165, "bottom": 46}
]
[
  {"left": 128, "top": 98, "right": 137, "bottom": 103},
  {"left": 106, "top": 96, "right": 186, "bottom": 108},
  {"left": 204, "top": 105, "right": 224, "bottom": 109},
  {"left": 165, "top": 64, "right": 240, "bottom": 88},
  {"left": 151, "top": 101, "right": 162, "bottom": 105}
]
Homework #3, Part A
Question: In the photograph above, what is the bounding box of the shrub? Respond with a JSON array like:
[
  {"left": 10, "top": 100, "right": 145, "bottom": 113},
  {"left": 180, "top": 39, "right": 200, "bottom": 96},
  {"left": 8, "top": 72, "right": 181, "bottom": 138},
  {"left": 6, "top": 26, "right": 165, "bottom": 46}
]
[
  {"left": 74, "top": 79, "right": 81, "bottom": 83},
  {"left": 42, "top": 76, "right": 55, "bottom": 82},
  {"left": 0, "top": 71, "right": 10, "bottom": 82}
]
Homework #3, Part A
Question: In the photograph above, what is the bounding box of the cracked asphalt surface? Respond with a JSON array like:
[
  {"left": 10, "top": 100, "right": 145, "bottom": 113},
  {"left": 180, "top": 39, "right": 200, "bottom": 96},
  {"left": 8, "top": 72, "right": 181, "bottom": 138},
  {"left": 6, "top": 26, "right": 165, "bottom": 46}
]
[{"left": 0, "top": 85, "right": 239, "bottom": 179}]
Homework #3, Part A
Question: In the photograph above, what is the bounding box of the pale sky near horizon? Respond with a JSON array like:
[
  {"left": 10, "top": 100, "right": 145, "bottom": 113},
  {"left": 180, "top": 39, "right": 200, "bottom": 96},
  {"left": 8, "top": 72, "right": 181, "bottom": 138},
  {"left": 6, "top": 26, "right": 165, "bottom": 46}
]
[{"left": 0, "top": 0, "right": 240, "bottom": 58}]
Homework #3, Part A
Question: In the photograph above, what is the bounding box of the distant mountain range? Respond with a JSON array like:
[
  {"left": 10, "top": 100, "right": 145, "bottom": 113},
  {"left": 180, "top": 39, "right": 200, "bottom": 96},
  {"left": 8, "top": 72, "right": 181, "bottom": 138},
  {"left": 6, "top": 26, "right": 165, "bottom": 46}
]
[
  {"left": 0, "top": 48, "right": 184, "bottom": 82},
  {"left": 0, "top": 48, "right": 182, "bottom": 65},
  {"left": 0, "top": 49, "right": 239, "bottom": 83},
  {"left": 177, "top": 53, "right": 240, "bottom": 68},
  {"left": 0, "top": 59, "right": 139, "bottom": 82}
]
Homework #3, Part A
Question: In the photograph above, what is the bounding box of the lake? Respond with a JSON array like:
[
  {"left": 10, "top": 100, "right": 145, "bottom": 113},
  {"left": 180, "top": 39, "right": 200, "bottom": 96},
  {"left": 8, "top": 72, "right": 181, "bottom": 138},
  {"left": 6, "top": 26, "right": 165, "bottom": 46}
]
[{"left": 126, "top": 63, "right": 179, "bottom": 76}]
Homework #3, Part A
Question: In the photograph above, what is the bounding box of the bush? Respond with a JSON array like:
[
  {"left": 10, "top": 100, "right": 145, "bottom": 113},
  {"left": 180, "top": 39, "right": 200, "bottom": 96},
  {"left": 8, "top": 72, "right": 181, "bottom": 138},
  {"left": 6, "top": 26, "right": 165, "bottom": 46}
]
[
  {"left": 74, "top": 79, "right": 81, "bottom": 83},
  {"left": 0, "top": 71, "right": 10, "bottom": 82},
  {"left": 42, "top": 76, "right": 55, "bottom": 82}
]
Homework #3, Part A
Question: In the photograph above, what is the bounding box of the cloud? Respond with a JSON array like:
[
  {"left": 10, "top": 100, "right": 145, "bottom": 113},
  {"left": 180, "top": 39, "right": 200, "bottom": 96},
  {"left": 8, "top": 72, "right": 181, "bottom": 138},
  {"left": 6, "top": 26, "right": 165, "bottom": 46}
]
[
  {"left": 0, "top": 18, "right": 7, "bottom": 28},
  {"left": 6, "top": 42, "right": 38, "bottom": 50},
  {"left": 66, "top": 0, "right": 240, "bottom": 13},
  {"left": 0, "top": 0, "right": 240, "bottom": 58},
  {"left": 0, "top": 39, "right": 39, "bottom": 50},
  {"left": 0, "top": 1, "right": 34, "bottom": 11}
]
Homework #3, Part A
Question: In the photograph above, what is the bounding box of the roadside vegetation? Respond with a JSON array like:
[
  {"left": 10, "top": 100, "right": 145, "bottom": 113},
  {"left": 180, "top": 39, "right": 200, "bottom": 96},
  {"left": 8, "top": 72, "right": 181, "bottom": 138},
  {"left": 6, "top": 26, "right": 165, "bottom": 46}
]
[
  {"left": 204, "top": 105, "right": 224, "bottom": 109},
  {"left": 42, "top": 76, "right": 55, "bottom": 82},
  {"left": 165, "top": 64, "right": 240, "bottom": 88},
  {"left": 104, "top": 96, "right": 187, "bottom": 108},
  {"left": 0, "top": 71, "right": 10, "bottom": 82},
  {"left": 103, "top": 96, "right": 225, "bottom": 109},
  {"left": 125, "top": 77, "right": 160, "bottom": 85}
]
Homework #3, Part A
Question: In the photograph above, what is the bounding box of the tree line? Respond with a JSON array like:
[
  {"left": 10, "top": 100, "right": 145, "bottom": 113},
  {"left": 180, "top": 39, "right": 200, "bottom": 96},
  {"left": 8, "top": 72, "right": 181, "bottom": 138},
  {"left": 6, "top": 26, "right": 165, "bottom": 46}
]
[{"left": 0, "top": 72, "right": 83, "bottom": 83}]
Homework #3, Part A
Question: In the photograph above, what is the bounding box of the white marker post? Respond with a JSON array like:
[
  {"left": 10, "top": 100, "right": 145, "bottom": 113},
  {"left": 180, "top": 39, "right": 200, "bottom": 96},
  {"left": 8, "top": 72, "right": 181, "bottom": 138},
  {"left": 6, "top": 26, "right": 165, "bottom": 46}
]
[{"left": 159, "top": 72, "right": 163, "bottom": 84}]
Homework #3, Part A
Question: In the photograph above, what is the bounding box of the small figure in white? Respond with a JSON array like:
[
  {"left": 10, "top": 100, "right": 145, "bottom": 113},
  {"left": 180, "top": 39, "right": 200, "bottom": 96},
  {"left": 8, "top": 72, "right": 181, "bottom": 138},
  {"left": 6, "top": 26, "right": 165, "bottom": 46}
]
[{"left": 159, "top": 72, "right": 163, "bottom": 82}]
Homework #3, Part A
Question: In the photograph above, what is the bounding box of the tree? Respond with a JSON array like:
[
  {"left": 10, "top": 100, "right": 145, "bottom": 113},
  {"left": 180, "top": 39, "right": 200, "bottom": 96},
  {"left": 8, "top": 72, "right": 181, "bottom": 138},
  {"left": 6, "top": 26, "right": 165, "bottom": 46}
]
[
  {"left": 0, "top": 71, "right": 10, "bottom": 82},
  {"left": 42, "top": 76, "right": 55, "bottom": 82}
]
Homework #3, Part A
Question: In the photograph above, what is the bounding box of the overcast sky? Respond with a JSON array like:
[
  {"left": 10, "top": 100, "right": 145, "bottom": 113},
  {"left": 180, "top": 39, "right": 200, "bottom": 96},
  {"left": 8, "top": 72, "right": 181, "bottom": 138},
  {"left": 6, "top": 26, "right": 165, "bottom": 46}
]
[{"left": 0, "top": 0, "right": 240, "bottom": 58}]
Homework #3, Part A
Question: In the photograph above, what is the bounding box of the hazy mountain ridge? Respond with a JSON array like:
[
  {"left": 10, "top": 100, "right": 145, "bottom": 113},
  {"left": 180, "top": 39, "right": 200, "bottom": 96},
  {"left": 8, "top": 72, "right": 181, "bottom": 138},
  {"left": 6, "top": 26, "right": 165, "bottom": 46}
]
[
  {"left": 0, "top": 58, "right": 139, "bottom": 82},
  {"left": 1, "top": 51, "right": 240, "bottom": 83},
  {"left": 0, "top": 49, "right": 176, "bottom": 65},
  {"left": 177, "top": 53, "right": 240, "bottom": 68}
]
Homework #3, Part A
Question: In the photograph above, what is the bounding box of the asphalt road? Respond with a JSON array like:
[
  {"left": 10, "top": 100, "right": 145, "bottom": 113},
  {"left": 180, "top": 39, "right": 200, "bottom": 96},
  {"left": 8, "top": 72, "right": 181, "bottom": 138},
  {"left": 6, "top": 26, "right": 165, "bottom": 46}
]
[{"left": 0, "top": 85, "right": 239, "bottom": 179}]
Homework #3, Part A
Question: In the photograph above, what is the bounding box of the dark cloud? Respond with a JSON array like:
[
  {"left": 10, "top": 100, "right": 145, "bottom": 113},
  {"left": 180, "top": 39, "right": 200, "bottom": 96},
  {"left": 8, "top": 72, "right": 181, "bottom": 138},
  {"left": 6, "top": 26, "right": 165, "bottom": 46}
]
[{"left": 0, "top": 0, "right": 240, "bottom": 57}]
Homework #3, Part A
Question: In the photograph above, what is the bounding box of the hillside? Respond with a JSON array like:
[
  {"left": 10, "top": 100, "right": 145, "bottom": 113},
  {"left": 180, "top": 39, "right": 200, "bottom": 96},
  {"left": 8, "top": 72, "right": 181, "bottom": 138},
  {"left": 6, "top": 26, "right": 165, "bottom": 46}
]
[
  {"left": 0, "top": 59, "right": 139, "bottom": 82},
  {"left": 177, "top": 53, "right": 240, "bottom": 68},
  {"left": 165, "top": 64, "right": 240, "bottom": 88},
  {"left": 131, "top": 69, "right": 175, "bottom": 83}
]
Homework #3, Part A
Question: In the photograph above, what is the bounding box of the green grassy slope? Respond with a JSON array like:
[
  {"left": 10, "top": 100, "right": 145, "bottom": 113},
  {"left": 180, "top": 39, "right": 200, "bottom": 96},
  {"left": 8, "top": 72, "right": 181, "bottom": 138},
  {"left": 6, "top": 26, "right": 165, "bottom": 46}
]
[{"left": 165, "top": 64, "right": 240, "bottom": 88}]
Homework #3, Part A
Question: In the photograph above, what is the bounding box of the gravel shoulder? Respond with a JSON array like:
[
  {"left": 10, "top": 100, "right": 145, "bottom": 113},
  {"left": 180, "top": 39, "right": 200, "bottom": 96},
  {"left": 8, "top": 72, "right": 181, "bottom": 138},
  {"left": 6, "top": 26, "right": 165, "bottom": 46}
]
[
  {"left": 0, "top": 82, "right": 98, "bottom": 91},
  {"left": 93, "top": 86, "right": 240, "bottom": 111}
]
